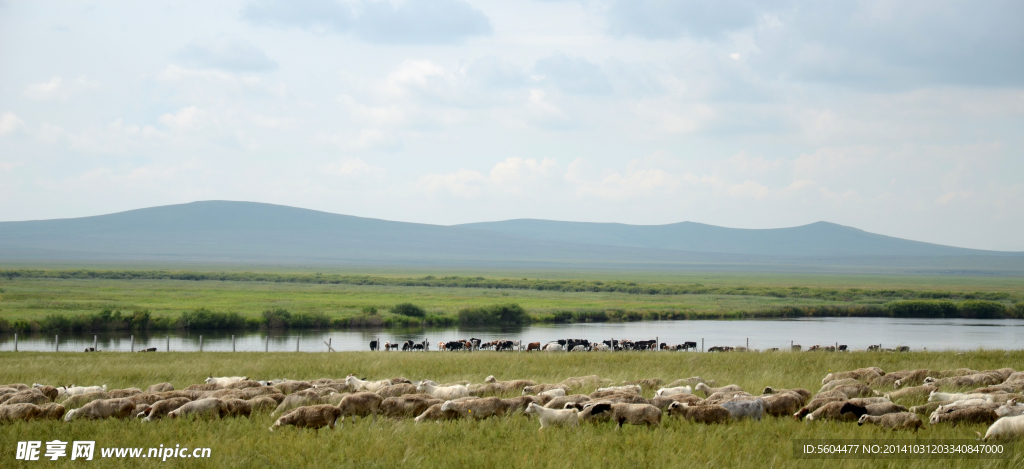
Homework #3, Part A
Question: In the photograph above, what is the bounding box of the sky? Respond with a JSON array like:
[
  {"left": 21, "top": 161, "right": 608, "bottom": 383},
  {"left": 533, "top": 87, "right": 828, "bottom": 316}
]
[{"left": 0, "top": 0, "right": 1022, "bottom": 251}]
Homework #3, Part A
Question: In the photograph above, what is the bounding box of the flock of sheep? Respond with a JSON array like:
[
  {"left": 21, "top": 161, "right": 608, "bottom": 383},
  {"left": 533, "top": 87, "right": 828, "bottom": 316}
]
[{"left": 2, "top": 366, "right": 1023, "bottom": 440}]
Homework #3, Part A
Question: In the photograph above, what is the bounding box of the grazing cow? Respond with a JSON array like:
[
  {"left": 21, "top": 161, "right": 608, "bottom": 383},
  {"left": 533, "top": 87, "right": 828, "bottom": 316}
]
[
  {"left": 369, "top": 340, "right": 378, "bottom": 351},
  {"left": 526, "top": 342, "right": 541, "bottom": 352},
  {"left": 402, "top": 340, "right": 414, "bottom": 351},
  {"left": 867, "top": 344, "right": 881, "bottom": 351},
  {"left": 897, "top": 346, "right": 910, "bottom": 352},
  {"left": 469, "top": 338, "right": 481, "bottom": 350},
  {"left": 139, "top": 348, "right": 158, "bottom": 352},
  {"left": 84, "top": 347, "right": 98, "bottom": 352},
  {"left": 683, "top": 341, "right": 698, "bottom": 351}
]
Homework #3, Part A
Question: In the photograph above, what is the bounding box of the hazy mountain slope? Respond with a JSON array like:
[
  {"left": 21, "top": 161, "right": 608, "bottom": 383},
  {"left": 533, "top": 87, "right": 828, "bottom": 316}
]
[{"left": 456, "top": 219, "right": 1010, "bottom": 257}]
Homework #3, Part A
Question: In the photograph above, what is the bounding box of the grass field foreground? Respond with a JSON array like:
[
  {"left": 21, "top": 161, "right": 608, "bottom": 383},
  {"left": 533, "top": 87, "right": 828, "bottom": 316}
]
[{"left": 1, "top": 351, "right": 1022, "bottom": 468}]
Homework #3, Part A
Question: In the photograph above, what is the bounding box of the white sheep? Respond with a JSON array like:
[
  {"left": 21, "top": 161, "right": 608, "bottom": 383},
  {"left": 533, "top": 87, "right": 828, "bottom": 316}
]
[
  {"left": 721, "top": 398, "right": 764, "bottom": 421},
  {"left": 538, "top": 388, "right": 566, "bottom": 399},
  {"left": 978, "top": 415, "right": 1024, "bottom": 440},
  {"left": 57, "top": 385, "right": 107, "bottom": 400},
  {"left": 345, "top": 375, "right": 391, "bottom": 393},
  {"left": 655, "top": 386, "right": 692, "bottom": 397},
  {"left": 928, "top": 392, "right": 992, "bottom": 403},
  {"left": 524, "top": 402, "right": 579, "bottom": 430},
  {"left": 416, "top": 381, "right": 470, "bottom": 400},
  {"left": 996, "top": 400, "right": 1024, "bottom": 418},
  {"left": 205, "top": 376, "right": 247, "bottom": 387},
  {"left": 595, "top": 385, "right": 641, "bottom": 394}
]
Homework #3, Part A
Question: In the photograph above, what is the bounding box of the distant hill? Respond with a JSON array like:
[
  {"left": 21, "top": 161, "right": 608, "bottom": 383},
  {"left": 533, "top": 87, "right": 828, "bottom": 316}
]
[
  {"left": 456, "top": 219, "right": 1003, "bottom": 257},
  {"left": 0, "top": 201, "right": 1020, "bottom": 273}
]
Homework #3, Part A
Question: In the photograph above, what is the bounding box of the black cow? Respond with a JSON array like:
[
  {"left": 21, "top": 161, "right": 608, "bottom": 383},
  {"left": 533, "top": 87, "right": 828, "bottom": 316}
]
[
  {"left": 370, "top": 340, "right": 378, "bottom": 351},
  {"left": 682, "top": 341, "right": 698, "bottom": 351},
  {"left": 495, "top": 340, "right": 514, "bottom": 351},
  {"left": 138, "top": 347, "right": 157, "bottom": 352},
  {"left": 84, "top": 347, "right": 98, "bottom": 352},
  {"left": 402, "top": 340, "right": 414, "bottom": 351},
  {"left": 838, "top": 345, "right": 848, "bottom": 352},
  {"left": 469, "top": 338, "right": 481, "bottom": 350}
]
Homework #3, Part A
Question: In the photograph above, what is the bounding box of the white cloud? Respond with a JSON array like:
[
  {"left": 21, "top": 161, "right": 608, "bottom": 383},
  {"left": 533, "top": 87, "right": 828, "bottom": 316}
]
[
  {"left": 0, "top": 112, "right": 24, "bottom": 136},
  {"left": 416, "top": 169, "right": 487, "bottom": 198},
  {"left": 158, "top": 106, "right": 208, "bottom": 131},
  {"left": 323, "top": 158, "right": 386, "bottom": 178},
  {"left": 24, "top": 76, "right": 99, "bottom": 101},
  {"left": 176, "top": 35, "right": 278, "bottom": 72}
]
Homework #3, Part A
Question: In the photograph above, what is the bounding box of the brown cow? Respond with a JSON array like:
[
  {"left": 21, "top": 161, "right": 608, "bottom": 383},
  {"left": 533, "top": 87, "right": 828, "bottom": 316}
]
[{"left": 526, "top": 342, "right": 541, "bottom": 352}]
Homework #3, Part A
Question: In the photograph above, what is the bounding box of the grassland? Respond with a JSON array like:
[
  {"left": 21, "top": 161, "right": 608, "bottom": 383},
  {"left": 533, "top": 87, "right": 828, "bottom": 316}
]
[{"left": 1, "top": 351, "right": 1022, "bottom": 468}]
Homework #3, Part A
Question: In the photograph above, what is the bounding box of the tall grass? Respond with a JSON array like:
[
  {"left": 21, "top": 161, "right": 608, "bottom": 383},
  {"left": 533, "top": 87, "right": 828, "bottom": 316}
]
[{"left": 1, "top": 351, "right": 1021, "bottom": 468}]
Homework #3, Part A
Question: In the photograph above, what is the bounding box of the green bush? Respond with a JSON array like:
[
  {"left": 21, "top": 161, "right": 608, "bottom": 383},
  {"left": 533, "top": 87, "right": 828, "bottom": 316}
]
[
  {"left": 392, "top": 303, "right": 426, "bottom": 318},
  {"left": 457, "top": 303, "right": 529, "bottom": 325},
  {"left": 262, "top": 308, "right": 292, "bottom": 328},
  {"left": 958, "top": 300, "right": 1007, "bottom": 319},
  {"left": 179, "top": 308, "right": 247, "bottom": 330},
  {"left": 886, "top": 300, "right": 958, "bottom": 318},
  {"left": 362, "top": 306, "right": 378, "bottom": 315}
]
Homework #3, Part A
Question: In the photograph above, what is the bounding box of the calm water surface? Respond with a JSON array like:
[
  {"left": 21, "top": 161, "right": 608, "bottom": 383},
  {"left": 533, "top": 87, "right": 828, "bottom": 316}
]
[{"left": 1, "top": 318, "right": 1022, "bottom": 352}]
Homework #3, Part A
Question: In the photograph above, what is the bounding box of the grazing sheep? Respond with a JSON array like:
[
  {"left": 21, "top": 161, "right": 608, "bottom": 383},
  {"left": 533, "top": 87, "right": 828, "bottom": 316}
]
[
  {"left": 596, "top": 385, "right": 642, "bottom": 394},
  {"left": 139, "top": 397, "right": 191, "bottom": 421},
  {"left": 272, "top": 390, "right": 324, "bottom": 417},
  {"left": 667, "top": 402, "right": 730, "bottom": 424},
  {"left": 584, "top": 403, "right": 661, "bottom": 428},
  {"left": 805, "top": 401, "right": 861, "bottom": 422},
  {"left": 665, "top": 377, "right": 714, "bottom": 389},
  {"left": 221, "top": 399, "right": 254, "bottom": 418},
  {"left": 337, "top": 392, "right": 382, "bottom": 425},
  {"left": 414, "top": 403, "right": 460, "bottom": 422},
  {"left": 972, "top": 382, "right": 1024, "bottom": 394},
  {"left": 524, "top": 384, "right": 572, "bottom": 396},
  {"left": 560, "top": 375, "right": 609, "bottom": 390},
  {"left": 822, "top": 368, "right": 883, "bottom": 385},
  {"left": 925, "top": 374, "right": 1002, "bottom": 389},
  {"left": 701, "top": 391, "right": 754, "bottom": 405},
  {"left": 929, "top": 392, "right": 992, "bottom": 403},
  {"left": 539, "top": 388, "right": 566, "bottom": 399},
  {"left": 928, "top": 406, "right": 998, "bottom": 426},
  {"left": 524, "top": 402, "right": 579, "bottom": 429},
  {"left": 146, "top": 382, "right": 174, "bottom": 393},
  {"left": 819, "top": 378, "right": 861, "bottom": 393},
  {"left": 695, "top": 383, "right": 743, "bottom": 397},
  {"left": 441, "top": 397, "right": 506, "bottom": 419},
  {"left": 415, "top": 381, "right": 469, "bottom": 400},
  {"left": 56, "top": 385, "right": 107, "bottom": 400},
  {"left": 910, "top": 401, "right": 951, "bottom": 415},
  {"left": 885, "top": 385, "right": 938, "bottom": 403},
  {"left": 762, "top": 392, "right": 806, "bottom": 417},
  {"left": 648, "top": 394, "right": 702, "bottom": 411},
  {"left": 655, "top": 386, "right": 692, "bottom": 397},
  {"left": 839, "top": 402, "right": 908, "bottom": 418},
  {"left": 545, "top": 394, "right": 591, "bottom": 409},
  {"left": 65, "top": 398, "right": 135, "bottom": 421},
  {"left": 168, "top": 398, "right": 225, "bottom": 419},
  {"left": 32, "top": 386, "right": 58, "bottom": 401},
  {"left": 1, "top": 389, "right": 49, "bottom": 405},
  {"left": 996, "top": 401, "right": 1024, "bottom": 418},
  {"left": 34, "top": 403, "right": 66, "bottom": 420},
  {"left": 831, "top": 384, "right": 873, "bottom": 399},
  {"left": 722, "top": 398, "right": 764, "bottom": 421},
  {"left": 273, "top": 381, "right": 313, "bottom": 395},
  {"left": 107, "top": 388, "right": 142, "bottom": 399},
  {"left": 59, "top": 391, "right": 111, "bottom": 409},
  {"left": 376, "top": 383, "right": 418, "bottom": 398},
  {"left": 589, "top": 388, "right": 641, "bottom": 400},
  {"left": 269, "top": 404, "right": 343, "bottom": 432},
  {"left": 247, "top": 396, "right": 281, "bottom": 413},
  {"left": 3, "top": 383, "right": 30, "bottom": 391},
  {"left": 237, "top": 387, "right": 281, "bottom": 400},
  {"left": 469, "top": 384, "right": 510, "bottom": 397},
  {"left": 185, "top": 383, "right": 221, "bottom": 392},
  {"left": 978, "top": 415, "right": 1024, "bottom": 440},
  {"left": 500, "top": 396, "right": 542, "bottom": 414},
  {"left": 934, "top": 399, "right": 995, "bottom": 413},
  {"left": 858, "top": 412, "right": 924, "bottom": 431},
  {"left": 0, "top": 403, "right": 40, "bottom": 422},
  {"left": 344, "top": 376, "right": 392, "bottom": 393},
  {"left": 205, "top": 376, "right": 247, "bottom": 387},
  {"left": 380, "top": 395, "right": 443, "bottom": 419}
]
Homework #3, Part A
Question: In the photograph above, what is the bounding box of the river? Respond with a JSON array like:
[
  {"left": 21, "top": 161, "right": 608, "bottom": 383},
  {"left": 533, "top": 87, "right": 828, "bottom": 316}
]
[{"left": 1, "top": 317, "right": 1022, "bottom": 352}]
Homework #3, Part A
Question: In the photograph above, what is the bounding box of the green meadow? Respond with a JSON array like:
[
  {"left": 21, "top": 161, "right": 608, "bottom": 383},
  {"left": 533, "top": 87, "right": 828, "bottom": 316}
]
[{"left": 1, "top": 351, "right": 1021, "bottom": 468}]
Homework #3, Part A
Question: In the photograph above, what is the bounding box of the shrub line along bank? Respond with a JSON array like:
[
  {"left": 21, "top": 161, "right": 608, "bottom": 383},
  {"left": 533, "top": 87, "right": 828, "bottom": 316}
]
[
  {"left": 1, "top": 268, "right": 1019, "bottom": 302},
  {"left": 0, "top": 301, "right": 1021, "bottom": 334}
]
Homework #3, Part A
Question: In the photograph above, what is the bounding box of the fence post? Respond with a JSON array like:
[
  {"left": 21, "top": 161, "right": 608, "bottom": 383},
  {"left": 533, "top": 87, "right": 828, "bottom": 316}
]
[
  {"left": 14, "top": 333, "right": 17, "bottom": 352},
  {"left": 131, "top": 335, "right": 134, "bottom": 353},
  {"left": 55, "top": 335, "right": 59, "bottom": 352},
  {"left": 166, "top": 335, "right": 170, "bottom": 352},
  {"left": 296, "top": 335, "right": 300, "bottom": 352},
  {"left": 656, "top": 336, "right": 659, "bottom": 351},
  {"left": 232, "top": 335, "right": 236, "bottom": 352},
  {"left": 266, "top": 336, "right": 269, "bottom": 353},
  {"left": 93, "top": 335, "right": 98, "bottom": 351},
  {"left": 199, "top": 335, "right": 203, "bottom": 352},
  {"left": 747, "top": 338, "right": 749, "bottom": 350},
  {"left": 701, "top": 338, "right": 704, "bottom": 353}
]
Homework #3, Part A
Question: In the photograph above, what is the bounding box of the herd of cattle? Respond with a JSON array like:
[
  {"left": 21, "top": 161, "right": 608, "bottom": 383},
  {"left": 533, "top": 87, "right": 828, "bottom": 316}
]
[
  {"left": 370, "top": 338, "right": 701, "bottom": 352},
  {"left": 3, "top": 366, "right": 1024, "bottom": 440}
]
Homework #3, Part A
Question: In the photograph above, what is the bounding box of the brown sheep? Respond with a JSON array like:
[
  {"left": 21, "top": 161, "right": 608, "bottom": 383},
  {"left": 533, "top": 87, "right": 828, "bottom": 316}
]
[
  {"left": 623, "top": 378, "right": 664, "bottom": 390},
  {"left": 859, "top": 412, "right": 925, "bottom": 431},
  {"left": 805, "top": 401, "right": 863, "bottom": 422},
  {"left": 694, "top": 383, "right": 744, "bottom": 397},
  {"left": 221, "top": 399, "right": 253, "bottom": 418},
  {"left": 376, "top": 383, "right": 418, "bottom": 398},
  {"left": 2, "top": 383, "right": 31, "bottom": 391},
  {"left": 701, "top": 391, "right": 754, "bottom": 405},
  {"left": 831, "top": 384, "right": 873, "bottom": 399},
  {"left": 910, "top": 401, "right": 950, "bottom": 415},
  {"left": 580, "top": 402, "right": 661, "bottom": 427},
  {"left": 665, "top": 377, "right": 714, "bottom": 389},
  {"left": 972, "top": 382, "right": 1024, "bottom": 394},
  {"left": 380, "top": 395, "right": 444, "bottom": 419},
  {"left": 818, "top": 378, "right": 861, "bottom": 393},
  {"left": 65, "top": 398, "right": 135, "bottom": 421},
  {"left": 414, "top": 403, "right": 460, "bottom": 422},
  {"left": 270, "top": 404, "right": 343, "bottom": 431},
  {"left": 224, "top": 380, "right": 264, "bottom": 390},
  {"left": 926, "top": 373, "right": 1003, "bottom": 389},
  {"left": 892, "top": 369, "right": 932, "bottom": 388},
  {"left": 762, "top": 388, "right": 811, "bottom": 401},
  {"left": 794, "top": 391, "right": 850, "bottom": 419},
  {"left": 184, "top": 382, "right": 221, "bottom": 392},
  {"left": 648, "top": 394, "right": 701, "bottom": 411},
  {"left": 667, "top": 402, "right": 730, "bottom": 424},
  {"left": 885, "top": 385, "right": 938, "bottom": 403},
  {"left": 35, "top": 386, "right": 59, "bottom": 402},
  {"left": 928, "top": 406, "right": 998, "bottom": 426},
  {"left": 35, "top": 403, "right": 66, "bottom": 420},
  {"left": 146, "top": 382, "right": 174, "bottom": 393},
  {"left": 593, "top": 392, "right": 649, "bottom": 404},
  {"left": 0, "top": 403, "right": 40, "bottom": 422},
  {"left": 337, "top": 392, "right": 382, "bottom": 425},
  {"left": 238, "top": 386, "right": 281, "bottom": 400},
  {"left": 139, "top": 397, "right": 191, "bottom": 421},
  {"left": 273, "top": 381, "right": 313, "bottom": 395},
  {"left": 247, "top": 396, "right": 280, "bottom": 413},
  {"left": 523, "top": 384, "right": 571, "bottom": 395},
  {"left": 441, "top": 397, "right": 506, "bottom": 419},
  {"left": 822, "top": 368, "right": 883, "bottom": 385},
  {"left": 762, "top": 392, "right": 806, "bottom": 417},
  {"left": 107, "top": 388, "right": 143, "bottom": 399},
  {"left": 272, "top": 390, "right": 324, "bottom": 417},
  {"left": 560, "top": 375, "right": 607, "bottom": 390},
  {"left": 589, "top": 388, "right": 640, "bottom": 399},
  {"left": 500, "top": 395, "right": 542, "bottom": 414},
  {"left": 469, "top": 383, "right": 511, "bottom": 397},
  {"left": 1, "top": 389, "right": 49, "bottom": 405}
]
